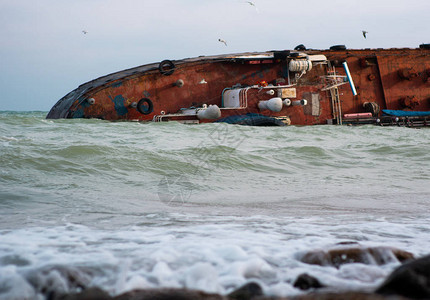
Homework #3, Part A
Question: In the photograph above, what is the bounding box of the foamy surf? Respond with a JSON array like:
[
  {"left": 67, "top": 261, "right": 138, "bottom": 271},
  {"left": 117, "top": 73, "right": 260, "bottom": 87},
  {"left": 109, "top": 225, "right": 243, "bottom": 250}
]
[{"left": 1, "top": 215, "right": 430, "bottom": 299}]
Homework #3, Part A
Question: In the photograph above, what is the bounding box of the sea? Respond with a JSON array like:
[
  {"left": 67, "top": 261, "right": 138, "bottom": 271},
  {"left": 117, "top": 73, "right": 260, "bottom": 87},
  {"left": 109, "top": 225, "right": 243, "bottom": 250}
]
[{"left": 0, "top": 111, "right": 429, "bottom": 299}]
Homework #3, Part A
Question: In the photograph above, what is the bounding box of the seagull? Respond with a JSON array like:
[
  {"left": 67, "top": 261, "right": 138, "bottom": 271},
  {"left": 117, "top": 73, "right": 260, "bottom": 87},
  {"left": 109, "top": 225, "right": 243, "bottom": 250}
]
[
  {"left": 218, "top": 38, "right": 227, "bottom": 46},
  {"left": 245, "top": 1, "right": 259, "bottom": 13},
  {"left": 82, "top": 30, "right": 88, "bottom": 34},
  {"left": 199, "top": 79, "right": 208, "bottom": 84},
  {"left": 362, "top": 30, "right": 368, "bottom": 39}
]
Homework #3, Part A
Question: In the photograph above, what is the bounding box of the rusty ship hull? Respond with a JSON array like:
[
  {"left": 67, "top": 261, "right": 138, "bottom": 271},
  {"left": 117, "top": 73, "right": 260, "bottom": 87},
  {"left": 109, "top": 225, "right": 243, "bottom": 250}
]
[{"left": 47, "top": 46, "right": 430, "bottom": 126}]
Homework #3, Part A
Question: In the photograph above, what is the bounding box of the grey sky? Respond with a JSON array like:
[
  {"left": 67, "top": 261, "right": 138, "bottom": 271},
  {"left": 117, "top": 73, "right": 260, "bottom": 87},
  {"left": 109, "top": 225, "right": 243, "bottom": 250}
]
[{"left": 0, "top": 0, "right": 429, "bottom": 111}]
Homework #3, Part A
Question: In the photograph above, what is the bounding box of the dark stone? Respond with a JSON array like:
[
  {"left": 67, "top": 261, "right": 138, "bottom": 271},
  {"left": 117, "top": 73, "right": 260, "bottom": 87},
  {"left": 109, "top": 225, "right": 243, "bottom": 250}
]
[
  {"left": 286, "top": 291, "right": 408, "bottom": 299},
  {"left": 376, "top": 254, "right": 430, "bottom": 299},
  {"left": 299, "top": 246, "right": 414, "bottom": 269},
  {"left": 293, "top": 273, "right": 324, "bottom": 290},
  {"left": 49, "top": 287, "right": 111, "bottom": 300},
  {"left": 114, "top": 288, "right": 225, "bottom": 300},
  {"left": 227, "top": 282, "right": 263, "bottom": 300},
  {"left": 26, "top": 265, "right": 92, "bottom": 297}
]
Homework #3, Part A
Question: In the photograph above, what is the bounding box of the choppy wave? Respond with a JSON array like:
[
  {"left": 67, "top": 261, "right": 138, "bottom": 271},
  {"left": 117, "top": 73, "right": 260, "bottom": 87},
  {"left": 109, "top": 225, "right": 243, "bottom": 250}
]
[
  {"left": 1, "top": 111, "right": 430, "bottom": 299},
  {"left": 1, "top": 111, "right": 429, "bottom": 217}
]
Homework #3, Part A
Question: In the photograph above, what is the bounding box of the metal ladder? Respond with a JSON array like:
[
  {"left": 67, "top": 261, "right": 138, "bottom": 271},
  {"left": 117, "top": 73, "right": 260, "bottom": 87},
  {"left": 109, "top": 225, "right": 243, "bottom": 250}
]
[
  {"left": 330, "top": 86, "right": 343, "bottom": 125},
  {"left": 325, "top": 61, "right": 343, "bottom": 125}
]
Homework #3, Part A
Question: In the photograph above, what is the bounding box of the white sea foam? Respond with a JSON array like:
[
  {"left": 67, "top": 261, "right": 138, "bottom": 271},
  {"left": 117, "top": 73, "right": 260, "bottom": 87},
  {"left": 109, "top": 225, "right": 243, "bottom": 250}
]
[{"left": 1, "top": 215, "right": 430, "bottom": 299}]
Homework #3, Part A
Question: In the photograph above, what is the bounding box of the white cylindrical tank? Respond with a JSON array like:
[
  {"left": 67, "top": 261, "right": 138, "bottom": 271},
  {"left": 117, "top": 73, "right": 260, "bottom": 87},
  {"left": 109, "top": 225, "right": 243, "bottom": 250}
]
[
  {"left": 289, "top": 60, "right": 312, "bottom": 72},
  {"left": 258, "top": 97, "right": 283, "bottom": 112},
  {"left": 197, "top": 105, "right": 221, "bottom": 119}
]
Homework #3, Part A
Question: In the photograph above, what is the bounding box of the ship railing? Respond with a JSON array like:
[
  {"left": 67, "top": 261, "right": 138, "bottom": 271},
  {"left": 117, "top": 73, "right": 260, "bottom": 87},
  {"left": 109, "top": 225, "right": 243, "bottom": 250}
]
[
  {"left": 320, "top": 81, "right": 348, "bottom": 91},
  {"left": 152, "top": 105, "right": 213, "bottom": 122},
  {"left": 221, "top": 87, "right": 250, "bottom": 109},
  {"left": 256, "top": 84, "right": 296, "bottom": 89},
  {"left": 320, "top": 73, "right": 348, "bottom": 91},
  {"left": 240, "top": 88, "right": 248, "bottom": 108},
  {"left": 152, "top": 113, "right": 196, "bottom": 122}
]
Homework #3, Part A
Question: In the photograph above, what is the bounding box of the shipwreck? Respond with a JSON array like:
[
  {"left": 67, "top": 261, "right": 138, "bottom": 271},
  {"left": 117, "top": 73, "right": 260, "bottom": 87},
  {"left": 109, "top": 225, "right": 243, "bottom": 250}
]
[{"left": 47, "top": 44, "right": 430, "bottom": 127}]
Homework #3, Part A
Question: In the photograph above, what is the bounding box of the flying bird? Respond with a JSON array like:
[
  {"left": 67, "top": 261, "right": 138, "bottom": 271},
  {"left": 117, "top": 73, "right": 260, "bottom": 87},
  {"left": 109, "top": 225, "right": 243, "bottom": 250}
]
[
  {"left": 245, "top": 1, "right": 259, "bottom": 13},
  {"left": 82, "top": 30, "right": 88, "bottom": 34},
  {"left": 362, "top": 30, "right": 368, "bottom": 39},
  {"left": 218, "top": 38, "right": 227, "bottom": 46}
]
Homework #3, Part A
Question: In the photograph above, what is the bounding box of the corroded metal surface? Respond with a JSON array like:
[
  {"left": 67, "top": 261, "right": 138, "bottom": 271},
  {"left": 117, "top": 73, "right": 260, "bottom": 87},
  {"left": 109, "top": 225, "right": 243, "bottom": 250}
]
[{"left": 47, "top": 48, "right": 430, "bottom": 126}]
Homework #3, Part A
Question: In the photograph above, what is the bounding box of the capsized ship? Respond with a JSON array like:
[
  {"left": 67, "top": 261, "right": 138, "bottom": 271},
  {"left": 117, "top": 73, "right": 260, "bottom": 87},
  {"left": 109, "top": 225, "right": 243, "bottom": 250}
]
[{"left": 47, "top": 45, "right": 430, "bottom": 126}]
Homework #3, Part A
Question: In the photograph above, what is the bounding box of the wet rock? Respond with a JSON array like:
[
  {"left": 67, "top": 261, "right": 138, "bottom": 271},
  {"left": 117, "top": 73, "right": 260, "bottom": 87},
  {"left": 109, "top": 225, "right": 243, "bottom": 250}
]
[
  {"left": 298, "top": 246, "right": 414, "bottom": 268},
  {"left": 114, "top": 288, "right": 226, "bottom": 300},
  {"left": 287, "top": 291, "right": 409, "bottom": 299},
  {"left": 50, "top": 287, "right": 111, "bottom": 300},
  {"left": 228, "top": 282, "right": 263, "bottom": 300},
  {"left": 376, "top": 254, "right": 430, "bottom": 299},
  {"left": 26, "top": 265, "right": 92, "bottom": 297},
  {"left": 293, "top": 273, "right": 324, "bottom": 291}
]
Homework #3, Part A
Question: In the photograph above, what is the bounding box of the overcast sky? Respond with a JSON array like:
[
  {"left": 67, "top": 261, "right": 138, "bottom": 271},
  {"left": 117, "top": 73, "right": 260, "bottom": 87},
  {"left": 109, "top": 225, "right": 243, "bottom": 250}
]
[{"left": 1, "top": 0, "right": 429, "bottom": 111}]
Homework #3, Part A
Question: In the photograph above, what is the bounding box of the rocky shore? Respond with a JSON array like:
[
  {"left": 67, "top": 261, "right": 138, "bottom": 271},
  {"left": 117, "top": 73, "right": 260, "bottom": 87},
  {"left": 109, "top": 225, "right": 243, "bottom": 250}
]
[{"left": 40, "top": 246, "right": 430, "bottom": 300}]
